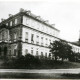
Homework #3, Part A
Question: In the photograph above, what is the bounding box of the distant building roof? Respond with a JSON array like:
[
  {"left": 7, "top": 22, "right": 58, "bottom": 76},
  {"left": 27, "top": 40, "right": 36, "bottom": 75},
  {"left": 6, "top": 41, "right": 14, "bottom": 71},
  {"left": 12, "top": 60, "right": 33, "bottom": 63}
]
[{"left": 70, "top": 40, "right": 80, "bottom": 47}]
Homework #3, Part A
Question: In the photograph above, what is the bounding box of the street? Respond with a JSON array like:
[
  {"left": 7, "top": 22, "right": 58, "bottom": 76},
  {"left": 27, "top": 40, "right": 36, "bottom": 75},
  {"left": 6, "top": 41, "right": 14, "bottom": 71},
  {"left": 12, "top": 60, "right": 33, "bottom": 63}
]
[
  {"left": 0, "top": 69, "right": 80, "bottom": 78},
  {"left": 0, "top": 68, "right": 80, "bottom": 74}
]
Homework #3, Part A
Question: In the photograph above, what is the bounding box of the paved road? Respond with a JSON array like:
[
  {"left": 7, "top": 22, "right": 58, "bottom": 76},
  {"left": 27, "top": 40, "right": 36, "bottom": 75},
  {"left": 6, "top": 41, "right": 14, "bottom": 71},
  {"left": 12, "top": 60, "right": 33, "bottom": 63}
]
[{"left": 0, "top": 69, "right": 80, "bottom": 74}]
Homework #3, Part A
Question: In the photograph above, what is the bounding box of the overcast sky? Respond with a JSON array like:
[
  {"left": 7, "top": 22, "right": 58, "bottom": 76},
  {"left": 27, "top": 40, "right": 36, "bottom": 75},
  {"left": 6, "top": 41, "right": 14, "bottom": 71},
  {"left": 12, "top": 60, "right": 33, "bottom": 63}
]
[{"left": 0, "top": 0, "right": 80, "bottom": 42}]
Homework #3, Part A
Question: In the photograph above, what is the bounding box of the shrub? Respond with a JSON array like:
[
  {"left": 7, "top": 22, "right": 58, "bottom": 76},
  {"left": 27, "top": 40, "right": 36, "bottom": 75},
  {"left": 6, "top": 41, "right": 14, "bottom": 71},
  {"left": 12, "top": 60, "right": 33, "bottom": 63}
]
[{"left": 5, "top": 54, "right": 41, "bottom": 69}]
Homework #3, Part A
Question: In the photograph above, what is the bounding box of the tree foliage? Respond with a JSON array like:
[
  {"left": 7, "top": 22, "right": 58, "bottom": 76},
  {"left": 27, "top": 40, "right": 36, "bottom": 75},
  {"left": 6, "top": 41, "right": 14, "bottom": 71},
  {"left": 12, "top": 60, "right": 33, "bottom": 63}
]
[{"left": 50, "top": 40, "right": 73, "bottom": 61}]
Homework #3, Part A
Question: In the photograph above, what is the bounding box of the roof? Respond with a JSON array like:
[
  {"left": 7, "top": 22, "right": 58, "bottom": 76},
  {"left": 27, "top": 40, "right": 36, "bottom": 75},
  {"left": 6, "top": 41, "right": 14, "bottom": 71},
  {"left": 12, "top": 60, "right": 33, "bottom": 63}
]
[
  {"left": 0, "top": 9, "right": 60, "bottom": 32},
  {"left": 70, "top": 41, "right": 80, "bottom": 47}
]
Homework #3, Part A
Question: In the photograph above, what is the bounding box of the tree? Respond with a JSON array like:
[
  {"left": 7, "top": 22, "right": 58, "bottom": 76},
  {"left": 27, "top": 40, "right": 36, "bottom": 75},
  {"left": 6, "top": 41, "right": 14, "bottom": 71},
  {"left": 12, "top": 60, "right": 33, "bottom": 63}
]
[{"left": 50, "top": 40, "right": 72, "bottom": 62}]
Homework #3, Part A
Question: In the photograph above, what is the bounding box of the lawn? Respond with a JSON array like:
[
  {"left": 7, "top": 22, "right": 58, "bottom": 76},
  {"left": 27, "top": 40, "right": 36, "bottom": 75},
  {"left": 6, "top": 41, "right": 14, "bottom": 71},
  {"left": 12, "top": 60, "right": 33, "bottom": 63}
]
[
  {"left": 0, "top": 73, "right": 68, "bottom": 79},
  {"left": 1, "top": 60, "right": 80, "bottom": 69},
  {"left": 1, "top": 72, "right": 80, "bottom": 79}
]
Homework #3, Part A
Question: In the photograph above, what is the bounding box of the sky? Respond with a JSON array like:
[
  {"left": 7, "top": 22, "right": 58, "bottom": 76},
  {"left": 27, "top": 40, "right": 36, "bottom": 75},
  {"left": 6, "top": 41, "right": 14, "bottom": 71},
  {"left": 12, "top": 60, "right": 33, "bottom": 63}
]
[{"left": 0, "top": 0, "right": 80, "bottom": 42}]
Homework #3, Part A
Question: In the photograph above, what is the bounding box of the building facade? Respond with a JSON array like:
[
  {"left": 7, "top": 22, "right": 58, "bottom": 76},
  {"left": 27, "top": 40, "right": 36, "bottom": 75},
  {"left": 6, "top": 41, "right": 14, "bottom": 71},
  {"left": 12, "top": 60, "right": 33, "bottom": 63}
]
[{"left": 0, "top": 9, "right": 60, "bottom": 58}]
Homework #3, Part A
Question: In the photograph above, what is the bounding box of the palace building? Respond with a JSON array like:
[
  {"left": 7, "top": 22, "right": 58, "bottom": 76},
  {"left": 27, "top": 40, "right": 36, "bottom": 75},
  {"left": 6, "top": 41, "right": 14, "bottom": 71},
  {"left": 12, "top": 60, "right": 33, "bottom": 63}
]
[
  {"left": 0, "top": 8, "right": 80, "bottom": 59},
  {"left": 0, "top": 9, "right": 60, "bottom": 58}
]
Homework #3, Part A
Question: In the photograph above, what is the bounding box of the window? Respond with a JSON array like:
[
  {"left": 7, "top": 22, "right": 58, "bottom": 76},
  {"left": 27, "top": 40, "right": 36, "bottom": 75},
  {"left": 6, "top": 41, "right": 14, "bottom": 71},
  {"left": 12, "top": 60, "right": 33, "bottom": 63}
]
[
  {"left": 50, "top": 28, "right": 52, "bottom": 34},
  {"left": 45, "top": 53, "right": 47, "bottom": 58},
  {"left": 14, "top": 49, "right": 17, "bottom": 56},
  {"left": 44, "top": 26, "right": 47, "bottom": 32},
  {"left": 41, "top": 37, "right": 43, "bottom": 45},
  {"left": 36, "top": 35, "right": 39, "bottom": 45},
  {"left": 31, "top": 49, "right": 33, "bottom": 55},
  {"left": 26, "top": 18, "right": 29, "bottom": 25},
  {"left": 14, "top": 33, "right": 17, "bottom": 41},
  {"left": 36, "top": 51, "right": 38, "bottom": 56},
  {"left": 10, "top": 21, "right": 12, "bottom": 26},
  {"left": 25, "top": 32, "right": 28, "bottom": 42},
  {"left": 45, "top": 38, "right": 48, "bottom": 46},
  {"left": 15, "top": 19, "right": 17, "bottom": 24},
  {"left": 4, "top": 31, "right": 7, "bottom": 40},
  {"left": 42, "top": 24, "right": 44, "bottom": 31},
  {"left": 49, "top": 53, "right": 51, "bottom": 58},
  {"left": 49, "top": 39, "right": 51, "bottom": 45},
  {"left": 37, "top": 22, "right": 39, "bottom": 29},
  {"left": 25, "top": 49, "right": 28, "bottom": 55},
  {"left": 31, "top": 34, "right": 34, "bottom": 43},
  {"left": 41, "top": 52, "right": 43, "bottom": 57}
]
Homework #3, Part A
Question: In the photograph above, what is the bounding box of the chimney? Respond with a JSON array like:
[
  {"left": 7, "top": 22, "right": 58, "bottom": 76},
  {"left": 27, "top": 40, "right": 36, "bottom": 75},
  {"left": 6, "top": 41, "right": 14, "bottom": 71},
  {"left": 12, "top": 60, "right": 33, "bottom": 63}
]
[
  {"left": 1, "top": 18, "right": 5, "bottom": 22},
  {"left": 9, "top": 14, "right": 13, "bottom": 17},
  {"left": 44, "top": 20, "right": 49, "bottom": 24},
  {"left": 36, "top": 16, "right": 41, "bottom": 19},
  {"left": 51, "top": 24, "right": 55, "bottom": 27},
  {"left": 20, "top": 8, "right": 25, "bottom": 12},
  {"left": 26, "top": 10, "right": 31, "bottom": 15}
]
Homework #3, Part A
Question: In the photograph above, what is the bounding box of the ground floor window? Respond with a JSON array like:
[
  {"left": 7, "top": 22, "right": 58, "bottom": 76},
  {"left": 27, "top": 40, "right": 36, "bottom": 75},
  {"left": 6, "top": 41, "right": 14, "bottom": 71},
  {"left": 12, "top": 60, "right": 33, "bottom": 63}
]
[
  {"left": 25, "top": 49, "right": 28, "bottom": 55},
  {"left": 45, "top": 53, "right": 47, "bottom": 58},
  {"left": 14, "top": 49, "right": 17, "bottom": 56},
  {"left": 36, "top": 51, "right": 38, "bottom": 56},
  {"left": 9, "top": 50, "right": 11, "bottom": 56},
  {"left": 31, "top": 50, "right": 33, "bottom": 55},
  {"left": 49, "top": 53, "right": 51, "bottom": 58},
  {"left": 41, "top": 52, "right": 43, "bottom": 57}
]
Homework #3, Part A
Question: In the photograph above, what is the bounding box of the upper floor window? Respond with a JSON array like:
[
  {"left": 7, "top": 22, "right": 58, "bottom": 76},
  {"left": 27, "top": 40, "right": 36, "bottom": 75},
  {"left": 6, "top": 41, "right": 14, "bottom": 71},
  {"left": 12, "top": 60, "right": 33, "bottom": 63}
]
[
  {"left": 14, "top": 33, "right": 17, "bottom": 41},
  {"left": 41, "top": 25, "right": 44, "bottom": 31},
  {"left": 49, "top": 39, "right": 51, "bottom": 44},
  {"left": 10, "top": 21, "right": 12, "bottom": 26},
  {"left": 37, "top": 22, "right": 40, "bottom": 29},
  {"left": 26, "top": 18, "right": 30, "bottom": 26},
  {"left": 36, "top": 35, "right": 39, "bottom": 45},
  {"left": 4, "top": 31, "right": 8, "bottom": 40},
  {"left": 25, "top": 32, "right": 28, "bottom": 42},
  {"left": 31, "top": 34, "right": 34, "bottom": 43},
  {"left": 45, "top": 38, "right": 48, "bottom": 46},
  {"left": 15, "top": 19, "right": 17, "bottom": 24},
  {"left": 41, "top": 37, "right": 43, "bottom": 45}
]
